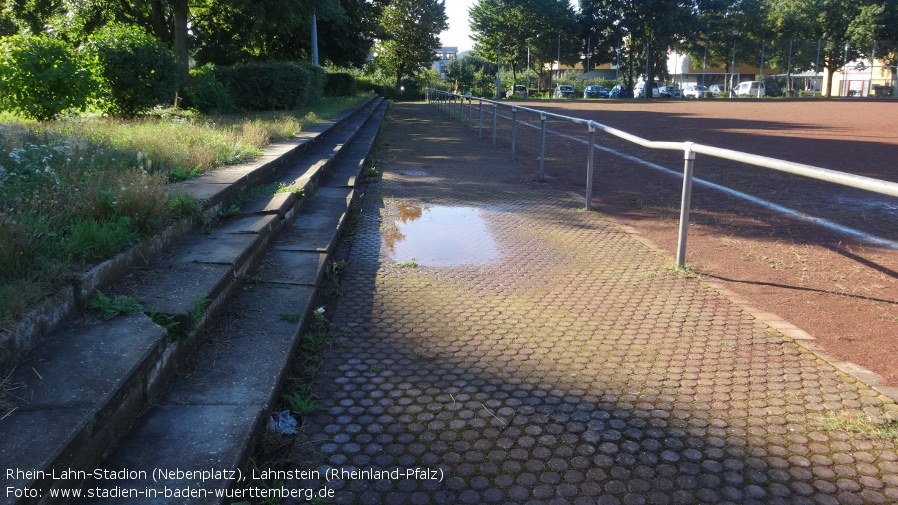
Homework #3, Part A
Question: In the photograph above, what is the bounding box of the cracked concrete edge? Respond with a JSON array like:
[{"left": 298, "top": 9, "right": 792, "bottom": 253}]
[{"left": 610, "top": 220, "right": 898, "bottom": 406}]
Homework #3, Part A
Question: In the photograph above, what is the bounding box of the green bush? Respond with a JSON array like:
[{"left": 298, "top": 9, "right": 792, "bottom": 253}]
[
  {"left": 305, "top": 65, "right": 325, "bottom": 106},
  {"left": 185, "top": 64, "right": 235, "bottom": 114},
  {"left": 87, "top": 24, "right": 181, "bottom": 117},
  {"left": 0, "top": 35, "right": 92, "bottom": 120},
  {"left": 356, "top": 77, "right": 400, "bottom": 99},
  {"left": 214, "top": 62, "right": 324, "bottom": 111},
  {"left": 324, "top": 72, "right": 357, "bottom": 97}
]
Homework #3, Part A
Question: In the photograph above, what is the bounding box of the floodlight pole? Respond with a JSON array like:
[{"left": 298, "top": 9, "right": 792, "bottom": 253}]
[{"left": 312, "top": 12, "right": 319, "bottom": 66}]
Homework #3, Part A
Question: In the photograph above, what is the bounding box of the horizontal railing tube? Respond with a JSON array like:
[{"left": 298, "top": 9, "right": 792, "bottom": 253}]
[{"left": 424, "top": 89, "right": 898, "bottom": 266}]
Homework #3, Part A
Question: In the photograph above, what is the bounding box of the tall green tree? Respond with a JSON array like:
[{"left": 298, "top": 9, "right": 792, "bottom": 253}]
[
  {"left": 469, "top": 0, "right": 576, "bottom": 88},
  {"left": 581, "top": 0, "right": 694, "bottom": 98},
  {"left": 376, "top": 0, "right": 447, "bottom": 90},
  {"left": 317, "top": 0, "right": 386, "bottom": 67},
  {"left": 765, "top": 0, "right": 865, "bottom": 96},
  {"left": 847, "top": 0, "right": 898, "bottom": 94},
  {"left": 689, "top": 0, "right": 766, "bottom": 91},
  {"left": 190, "top": 0, "right": 345, "bottom": 65}
]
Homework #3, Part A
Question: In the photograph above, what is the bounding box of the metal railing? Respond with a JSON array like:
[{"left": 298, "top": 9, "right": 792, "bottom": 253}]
[{"left": 426, "top": 88, "right": 898, "bottom": 268}]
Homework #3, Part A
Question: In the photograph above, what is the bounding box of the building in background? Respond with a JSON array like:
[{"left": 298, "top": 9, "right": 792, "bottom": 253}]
[{"left": 433, "top": 47, "right": 458, "bottom": 79}]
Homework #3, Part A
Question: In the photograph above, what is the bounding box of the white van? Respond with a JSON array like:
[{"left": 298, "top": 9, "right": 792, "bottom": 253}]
[
  {"left": 633, "top": 81, "right": 660, "bottom": 98},
  {"left": 735, "top": 81, "right": 765, "bottom": 97}
]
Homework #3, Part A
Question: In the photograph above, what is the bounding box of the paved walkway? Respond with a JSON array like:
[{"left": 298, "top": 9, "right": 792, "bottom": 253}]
[{"left": 286, "top": 103, "right": 898, "bottom": 505}]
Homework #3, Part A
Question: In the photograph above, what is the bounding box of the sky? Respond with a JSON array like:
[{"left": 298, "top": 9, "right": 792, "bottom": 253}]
[
  {"left": 439, "top": 0, "right": 478, "bottom": 53},
  {"left": 439, "top": 0, "right": 579, "bottom": 54}
]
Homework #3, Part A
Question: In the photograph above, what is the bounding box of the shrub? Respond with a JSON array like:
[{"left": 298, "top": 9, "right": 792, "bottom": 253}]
[
  {"left": 185, "top": 64, "right": 235, "bottom": 114},
  {"left": 87, "top": 24, "right": 181, "bottom": 117},
  {"left": 0, "top": 35, "right": 92, "bottom": 120},
  {"left": 304, "top": 65, "right": 325, "bottom": 106},
  {"left": 214, "top": 62, "right": 324, "bottom": 111},
  {"left": 357, "top": 77, "right": 398, "bottom": 99},
  {"left": 325, "top": 72, "right": 357, "bottom": 97}
]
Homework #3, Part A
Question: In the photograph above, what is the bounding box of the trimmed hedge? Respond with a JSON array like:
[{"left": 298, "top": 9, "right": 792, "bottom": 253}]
[
  {"left": 86, "top": 24, "right": 181, "bottom": 117},
  {"left": 214, "top": 62, "right": 324, "bottom": 111},
  {"left": 185, "top": 65, "right": 236, "bottom": 114},
  {"left": 324, "top": 72, "right": 357, "bottom": 97}
]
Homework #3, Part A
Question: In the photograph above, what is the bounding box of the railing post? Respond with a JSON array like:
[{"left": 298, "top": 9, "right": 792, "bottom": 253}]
[
  {"left": 539, "top": 114, "right": 547, "bottom": 179},
  {"left": 676, "top": 142, "right": 696, "bottom": 268},
  {"left": 492, "top": 103, "right": 498, "bottom": 147},
  {"left": 511, "top": 107, "right": 517, "bottom": 160},
  {"left": 478, "top": 100, "right": 483, "bottom": 139},
  {"left": 461, "top": 97, "right": 467, "bottom": 126},
  {"left": 468, "top": 97, "right": 473, "bottom": 130},
  {"left": 586, "top": 123, "right": 596, "bottom": 211}
]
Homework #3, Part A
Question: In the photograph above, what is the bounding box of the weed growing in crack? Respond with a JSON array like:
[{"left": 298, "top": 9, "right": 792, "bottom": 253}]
[
  {"left": 217, "top": 203, "right": 241, "bottom": 218},
  {"left": 340, "top": 193, "right": 367, "bottom": 239},
  {"left": 818, "top": 412, "right": 898, "bottom": 441},
  {"left": 361, "top": 134, "right": 384, "bottom": 184},
  {"left": 87, "top": 291, "right": 141, "bottom": 322},
  {"left": 395, "top": 258, "right": 418, "bottom": 268},
  {"left": 284, "top": 384, "right": 325, "bottom": 416},
  {"left": 323, "top": 260, "right": 349, "bottom": 299},
  {"left": 162, "top": 293, "right": 210, "bottom": 342},
  {"left": 148, "top": 309, "right": 180, "bottom": 331},
  {"left": 242, "top": 274, "right": 264, "bottom": 285},
  {"left": 274, "top": 183, "right": 305, "bottom": 195}
]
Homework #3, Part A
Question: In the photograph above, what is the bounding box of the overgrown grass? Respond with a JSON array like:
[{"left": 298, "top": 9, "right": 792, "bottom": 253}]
[{"left": 0, "top": 94, "right": 370, "bottom": 330}]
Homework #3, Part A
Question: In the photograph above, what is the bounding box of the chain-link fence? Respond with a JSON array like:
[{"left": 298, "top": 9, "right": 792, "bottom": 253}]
[{"left": 667, "top": 39, "right": 897, "bottom": 98}]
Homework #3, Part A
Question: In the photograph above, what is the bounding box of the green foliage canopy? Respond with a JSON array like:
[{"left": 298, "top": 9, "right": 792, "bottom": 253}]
[
  {"left": 375, "top": 0, "right": 448, "bottom": 89},
  {"left": 469, "top": 0, "right": 577, "bottom": 84}
]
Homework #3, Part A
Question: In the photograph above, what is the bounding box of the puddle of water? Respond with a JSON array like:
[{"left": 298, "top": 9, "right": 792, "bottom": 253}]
[{"left": 385, "top": 205, "right": 500, "bottom": 266}]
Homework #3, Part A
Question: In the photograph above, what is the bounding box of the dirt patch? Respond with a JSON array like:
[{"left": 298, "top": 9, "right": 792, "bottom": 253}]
[{"left": 502, "top": 98, "right": 898, "bottom": 387}]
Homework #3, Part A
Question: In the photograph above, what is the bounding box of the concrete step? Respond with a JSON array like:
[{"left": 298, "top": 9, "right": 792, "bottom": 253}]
[
  {"left": 0, "top": 97, "right": 388, "bottom": 505},
  {"left": 0, "top": 95, "right": 381, "bottom": 373},
  {"left": 75, "top": 101, "right": 389, "bottom": 504}
]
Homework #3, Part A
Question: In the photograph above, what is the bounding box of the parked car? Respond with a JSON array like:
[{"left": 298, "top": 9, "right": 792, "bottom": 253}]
[
  {"left": 683, "top": 85, "right": 708, "bottom": 98},
  {"left": 553, "top": 85, "right": 576, "bottom": 98},
  {"left": 708, "top": 84, "right": 726, "bottom": 95},
  {"left": 734, "top": 81, "right": 765, "bottom": 97},
  {"left": 633, "top": 81, "right": 660, "bottom": 98},
  {"left": 583, "top": 85, "right": 609, "bottom": 99},
  {"left": 608, "top": 84, "right": 628, "bottom": 98},
  {"left": 659, "top": 85, "right": 682, "bottom": 98},
  {"left": 506, "top": 84, "right": 528, "bottom": 98}
]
